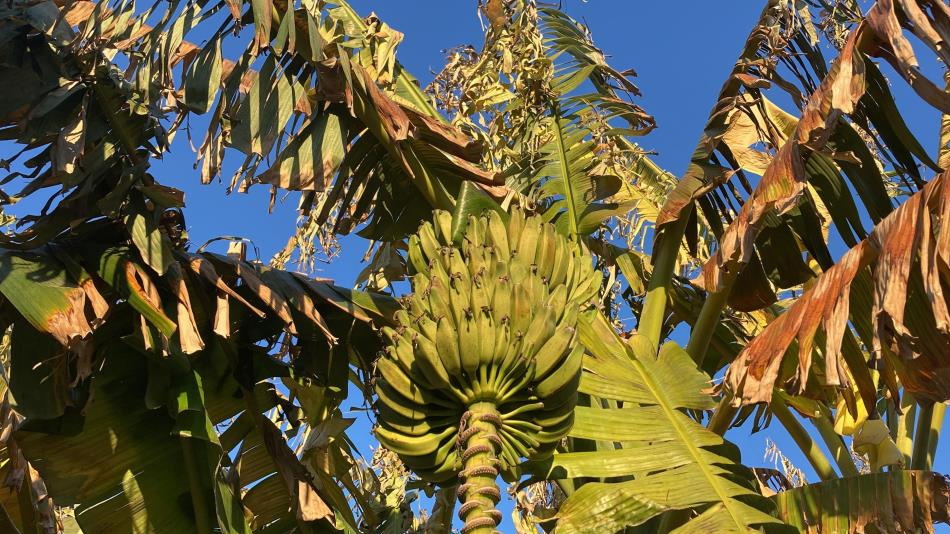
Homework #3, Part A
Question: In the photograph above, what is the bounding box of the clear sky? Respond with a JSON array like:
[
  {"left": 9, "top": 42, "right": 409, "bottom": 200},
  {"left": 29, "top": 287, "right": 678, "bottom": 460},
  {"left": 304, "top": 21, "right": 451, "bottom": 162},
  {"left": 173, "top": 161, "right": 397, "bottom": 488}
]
[{"left": 7, "top": 0, "right": 950, "bottom": 531}]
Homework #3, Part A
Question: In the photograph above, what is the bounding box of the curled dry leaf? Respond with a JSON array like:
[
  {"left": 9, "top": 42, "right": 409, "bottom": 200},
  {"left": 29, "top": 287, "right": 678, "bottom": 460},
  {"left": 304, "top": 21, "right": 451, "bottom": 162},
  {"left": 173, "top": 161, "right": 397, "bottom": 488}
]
[
  {"left": 188, "top": 254, "right": 268, "bottom": 339},
  {"left": 720, "top": 94, "right": 798, "bottom": 176},
  {"left": 318, "top": 56, "right": 504, "bottom": 204},
  {"left": 697, "top": 0, "right": 950, "bottom": 295},
  {"left": 696, "top": 26, "right": 866, "bottom": 294},
  {"left": 867, "top": 0, "right": 950, "bottom": 113},
  {"left": 726, "top": 171, "right": 950, "bottom": 405},
  {"left": 654, "top": 0, "right": 805, "bottom": 231},
  {"left": 165, "top": 263, "right": 204, "bottom": 354},
  {"left": 207, "top": 254, "right": 299, "bottom": 335},
  {"left": 257, "top": 414, "right": 335, "bottom": 524}
]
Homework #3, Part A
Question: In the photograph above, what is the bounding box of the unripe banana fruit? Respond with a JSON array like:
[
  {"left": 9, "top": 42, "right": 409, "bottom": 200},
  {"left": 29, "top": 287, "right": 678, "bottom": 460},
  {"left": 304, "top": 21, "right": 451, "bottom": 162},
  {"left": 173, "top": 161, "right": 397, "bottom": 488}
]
[{"left": 374, "top": 208, "right": 600, "bottom": 534}]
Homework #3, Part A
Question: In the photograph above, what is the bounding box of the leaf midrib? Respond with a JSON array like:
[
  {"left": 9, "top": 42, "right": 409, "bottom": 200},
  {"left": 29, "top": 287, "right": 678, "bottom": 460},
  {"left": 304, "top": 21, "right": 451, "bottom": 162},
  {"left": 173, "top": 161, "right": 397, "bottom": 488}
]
[
  {"left": 629, "top": 352, "right": 750, "bottom": 531},
  {"left": 550, "top": 108, "right": 581, "bottom": 241}
]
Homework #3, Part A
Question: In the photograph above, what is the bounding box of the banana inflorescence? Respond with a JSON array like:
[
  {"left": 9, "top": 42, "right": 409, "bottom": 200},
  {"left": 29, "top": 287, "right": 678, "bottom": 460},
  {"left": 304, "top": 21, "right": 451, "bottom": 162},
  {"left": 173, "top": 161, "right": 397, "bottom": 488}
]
[{"left": 374, "top": 209, "right": 600, "bottom": 534}]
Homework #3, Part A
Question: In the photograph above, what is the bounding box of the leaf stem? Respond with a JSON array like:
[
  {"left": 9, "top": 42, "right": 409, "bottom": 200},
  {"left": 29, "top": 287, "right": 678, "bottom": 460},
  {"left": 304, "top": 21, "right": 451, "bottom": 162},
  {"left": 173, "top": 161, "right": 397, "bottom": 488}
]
[
  {"left": 639, "top": 214, "right": 689, "bottom": 349},
  {"left": 771, "top": 395, "right": 837, "bottom": 481},
  {"left": 927, "top": 402, "right": 946, "bottom": 468},
  {"left": 895, "top": 393, "right": 917, "bottom": 466},
  {"left": 810, "top": 412, "right": 859, "bottom": 477},
  {"left": 707, "top": 394, "right": 737, "bottom": 436},
  {"left": 685, "top": 279, "right": 733, "bottom": 367},
  {"left": 911, "top": 401, "right": 939, "bottom": 471},
  {"left": 180, "top": 436, "right": 215, "bottom": 534}
]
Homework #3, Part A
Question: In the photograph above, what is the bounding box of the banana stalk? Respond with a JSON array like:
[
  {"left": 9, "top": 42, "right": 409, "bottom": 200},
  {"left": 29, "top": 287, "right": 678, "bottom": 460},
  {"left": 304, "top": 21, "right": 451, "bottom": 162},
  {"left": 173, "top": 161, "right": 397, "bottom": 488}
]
[{"left": 457, "top": 403, "right": 504, "bottom": 534}]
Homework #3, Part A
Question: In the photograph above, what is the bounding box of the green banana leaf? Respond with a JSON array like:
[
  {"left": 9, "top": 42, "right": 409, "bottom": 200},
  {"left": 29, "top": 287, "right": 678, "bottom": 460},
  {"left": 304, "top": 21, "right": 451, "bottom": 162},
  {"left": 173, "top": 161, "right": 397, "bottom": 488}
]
[
  {"left": 16, "top": 344, "right": 206, "bottom": 534},
  {"left": 530, "top": 313, "right": 783, "bottom": 533}
]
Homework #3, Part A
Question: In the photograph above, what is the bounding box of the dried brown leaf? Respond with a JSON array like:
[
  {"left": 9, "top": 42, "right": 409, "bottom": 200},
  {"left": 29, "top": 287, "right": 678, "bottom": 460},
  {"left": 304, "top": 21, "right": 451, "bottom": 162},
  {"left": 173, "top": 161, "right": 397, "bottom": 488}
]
[
  {"left": 258, "top": 415, "right": 335, "bottom": 524},
  {"left": 210, "top": 255, "right": 298, "bottom": 335},
  {"left": 726, "top": 172, "right": 950, "bottom": 405},
  {"left": 697, "top": 27, "right": 868, "bottom": 294},
  {"left": 188, "top": 255, "right": 266, "bottom": 318},
  {"left": 165, "top": 263, "right": 204, "bottom": 354}
]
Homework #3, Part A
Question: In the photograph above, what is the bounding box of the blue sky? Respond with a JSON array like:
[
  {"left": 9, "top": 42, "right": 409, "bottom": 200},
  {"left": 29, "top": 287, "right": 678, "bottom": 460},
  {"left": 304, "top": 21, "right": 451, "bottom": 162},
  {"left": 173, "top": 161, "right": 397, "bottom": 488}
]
[{"left": 6, "top": 0, "right": 950, "bottom": 531}]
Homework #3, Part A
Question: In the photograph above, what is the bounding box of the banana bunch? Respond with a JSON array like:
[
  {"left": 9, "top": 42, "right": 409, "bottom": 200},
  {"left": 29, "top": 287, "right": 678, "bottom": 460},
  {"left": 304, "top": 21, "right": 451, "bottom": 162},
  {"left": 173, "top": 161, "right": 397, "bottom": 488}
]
[{"left": 373, "top": 208, "right": 600, "bottom": 483}]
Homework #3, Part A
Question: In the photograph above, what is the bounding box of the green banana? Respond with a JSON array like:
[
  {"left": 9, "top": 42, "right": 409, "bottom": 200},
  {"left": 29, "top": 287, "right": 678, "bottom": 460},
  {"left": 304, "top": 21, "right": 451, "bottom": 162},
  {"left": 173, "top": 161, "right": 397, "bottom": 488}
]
[
  {"left": 500, "top": 401, "right": 545, "bottom": 421},
  {"left": 490, "top": 274, "right": 512, "bottom": 321},
  {"left": 416, "top": 314, "right": 437, "bottom": 342},
  {"left": 375, "top": 381, "right": 454, "bottom": 422},
  {"left": 380, "top": 340, "right": 436, "bottom": 390},
  {"left": 457, "top": 315, "right": 481, "bottom": 378},
  {"left": 417, "top": 221, "right": 441, "bottom": 258},
  {"left": 535, "top": 220, "right": 556, "bottom": 281},
  {"left": 530, "top": 403, "right": 575, "bottom": 433},
  {"left": 515, "top": 214, "right": 540, "bottom": 267},
  {"left": 425, "top": 281, "right": 453, "bottom": 327},
  {"left": 376, "top": 407, "right": 456, "bottom": 437},
  {"left": 412, "top": 447, "right": 461, "bottom": 483},
  {"left": 488, "top": 315, "right": 510, "bottom": 372},
  {"left": 509, "top": 282, "right": 534, "bottom": 335},
  {"left": 375, "top": 424, "right": 457, "bottom": 458},
  {"left": 376, "top": 358, "right": 454, "bottom": 409},
  {"left": 414, "top": 333, "right": 457, "bottom": 394},
  {"left": 436, "top": 316, "right": 464, "bottom": 378},
  {"left": 535, "top": 343, "right": 584, "bottom": 398},
  {"left": 475, "top": 312, "right": 495, "bottom": 368},
  {"left": 407, "top": 235, "right": 428, "bottom": 274},
  {"left": 487, "top": 210, "right": 509, "bottom": 257},
  {"left": 506, "top": 208, "right": 525, "bottom": 253},
  {"left": 549, "top": 237, "right": 568, "bottom": 288},
  {"left": 533, "top": 413, "right": 577, "bottom": 445},
  {"left": 433, "top": 210, "right": 453, "bottom": 244},
  {"left": 533, "top": 324, "right": 577, "bottom": 378},
  {"left": 545, "top": 284, "right": 569, "bottom": 322},
  {"left": 519, "top": 305, "right": 557, "bottom": 360}
]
